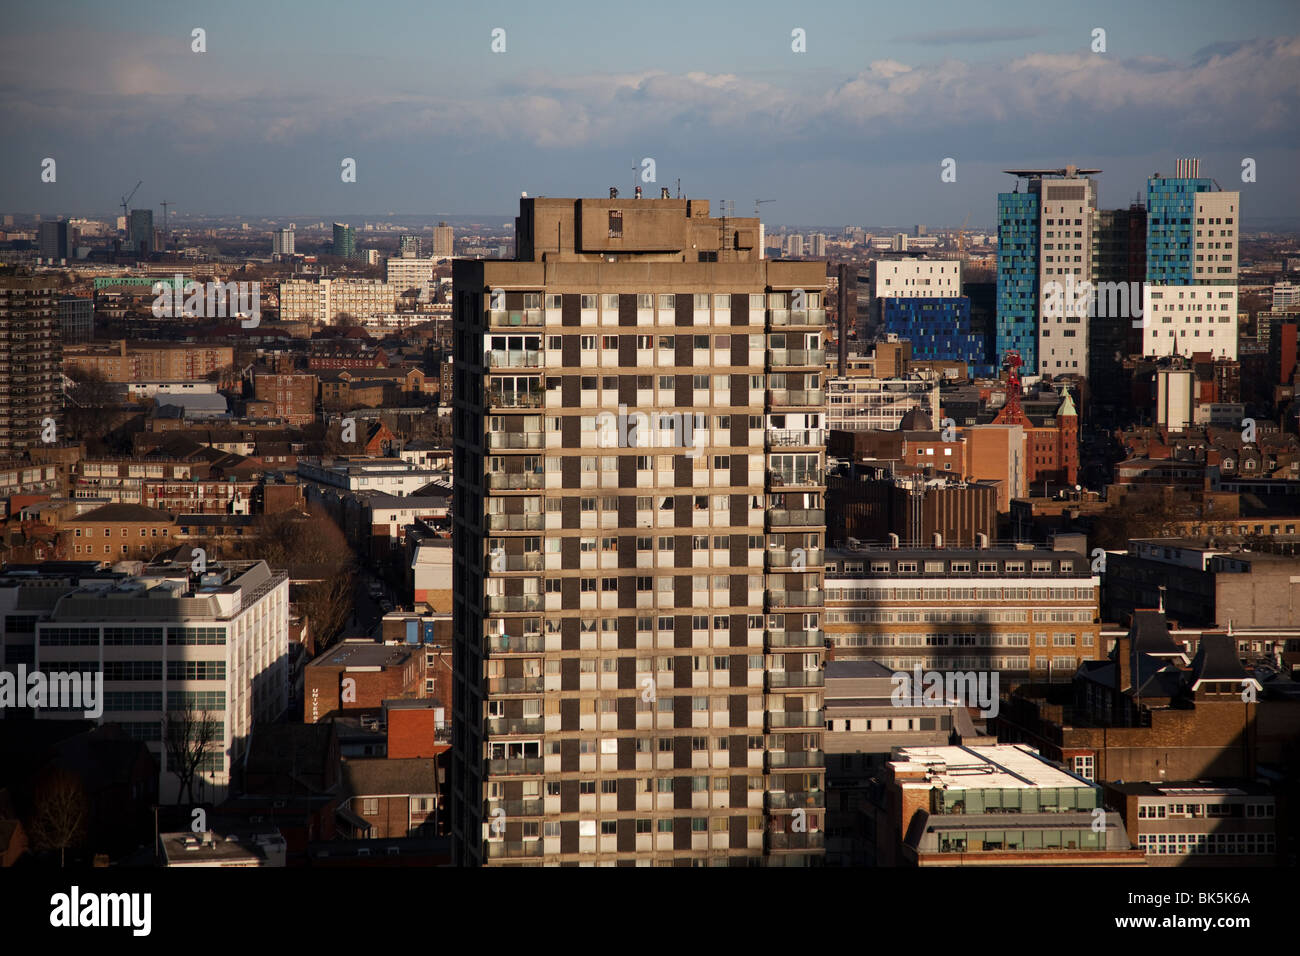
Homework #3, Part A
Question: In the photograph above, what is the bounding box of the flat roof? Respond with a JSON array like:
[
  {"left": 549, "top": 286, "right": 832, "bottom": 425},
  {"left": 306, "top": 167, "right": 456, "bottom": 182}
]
[
  {"left": 308, "top": 640, "right": 416, "bottom": 669},
  {"left": 892, "top": 744, "right": 1091, "bottom": 791}
]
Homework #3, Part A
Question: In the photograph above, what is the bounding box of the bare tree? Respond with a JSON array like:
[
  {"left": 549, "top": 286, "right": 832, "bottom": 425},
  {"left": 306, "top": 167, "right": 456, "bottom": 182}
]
[
  {"left": 164, "top": 707, "right": 221, "bottom": 805},
  {"left": 29, "top": 768, "right": 89, "bottom": 867},
  {"left": 240, "top": 506, "right": 356, "bottom": 647}
]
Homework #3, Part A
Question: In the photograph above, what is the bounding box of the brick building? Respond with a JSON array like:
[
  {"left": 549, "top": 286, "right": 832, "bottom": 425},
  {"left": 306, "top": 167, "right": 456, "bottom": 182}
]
[
  {"left": 303, "top": 640, "right": 427, "bottom": 724},
  {"left": 64, "top": 341, "right": 233, "bottom": 381},
  {"left": 253, "top": 372, "right": 318, "bottom": 425},
  {"left": 60, "top": 503, "right": 176, "bottom": 560}
]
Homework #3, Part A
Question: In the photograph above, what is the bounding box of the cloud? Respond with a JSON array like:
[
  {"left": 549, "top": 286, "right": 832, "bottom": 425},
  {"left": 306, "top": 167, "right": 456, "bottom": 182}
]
[{"left": 896, "top": 26, "right": 1048, "bottom": 46}]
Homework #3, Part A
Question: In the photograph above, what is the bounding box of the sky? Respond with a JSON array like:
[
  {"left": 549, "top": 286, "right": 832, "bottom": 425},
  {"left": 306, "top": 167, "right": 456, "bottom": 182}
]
[{"left": 3, "top": 0, "right": 1299, "bottom": 228}]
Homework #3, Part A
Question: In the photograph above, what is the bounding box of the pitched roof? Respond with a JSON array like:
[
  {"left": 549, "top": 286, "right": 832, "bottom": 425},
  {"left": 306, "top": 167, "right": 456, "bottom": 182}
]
[
  {"left": 1189, "top": 633, "right": 1250, "bottom": 687},
  {"left": 341, "top": 757, "right": 440, "bottom": 798},
  {"left": 68, "top": 503, "right": 173, "bottom": 523}
]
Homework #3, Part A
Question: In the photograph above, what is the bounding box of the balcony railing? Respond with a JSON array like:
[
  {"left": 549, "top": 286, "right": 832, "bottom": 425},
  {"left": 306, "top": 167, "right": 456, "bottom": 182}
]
[
  {"left": 488, "top": 309, "right": 544, "bottom": 327},
  {"left": 768, "top": 388, "right": 825, "bottom": 407},
  {"left": 766, "top": 548, "right": 825, "bottom": 570},
  {"left": 486, "top": 514, "right": 544, "bottom": 531},
  {"left": 487, "top": 388, "right": 543, "bottom": 409},
  {"left": 767, "top": 590, "right": 824, "bottom": 609},
  {"left": 486, "top": 757, "right": 544, "bottom": 775},
  {"left": 766, "top": 628, "right": 825, "bottom": 649},
  {"left": 486, "top": 432, "right": 543, "bottom": 450},
  {"left": 495, "top": 554, "right": 542, "bottom": 572},
  {"left": 766, "top": 428, "right": 827, "bottom": 448},
  {"left": 768, "top": 470, "right": 824, "bottom": 489},
  {"left": 766, "top": 791, "right": 826, "bottom": 810},
  {"left": 766, "top": 750, "right": 826, "bottom": 770},
  {"left": 767, "top": 831, "right": 826, "bottom": 850},
  {"left": 485, "top": 594, "right": 543, "bottom": 612},
  {"left": 486, "top": 798, "right": 544, "bottom": 817},
  {"left": 485, "top": 349, "right": 542, "bottom": 368},
  {"left": 485, "top": 634, "right": 544, "bottom": 654},
  {"left": 485, "top": 839, "right": 544, "bottom": 857},
  {"left": 767, "top": 670, "right": 825, "bottom": 689},
  {"left": 767, "top": 710, "right": 824, "bottom": 729},
  {"left": 769, "top": 347, "right": 826, "bottom": 368},
  {"left": 487, "top": 472, "right": 544, "bottom": 490},
  {"left": 769, "top": 308, "right": 826, "bottom": 327},
  {"left": 486, "top": 716, "right": 544, "bottom": 735},
  {"left": 768, "top": 508, "right": 825, "bottom": 528}
]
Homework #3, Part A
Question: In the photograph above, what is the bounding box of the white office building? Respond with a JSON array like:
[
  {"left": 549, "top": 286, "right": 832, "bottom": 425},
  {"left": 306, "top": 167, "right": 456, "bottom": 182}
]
[
  {"left": 872, "top": 259, "right": 962, "bottom": 299},
  {"left": 33, "top": 561, "right": 290, "bottom": 803},
  {"left": 1141, "top": 285, "right": 1239, "bottom": 360}
]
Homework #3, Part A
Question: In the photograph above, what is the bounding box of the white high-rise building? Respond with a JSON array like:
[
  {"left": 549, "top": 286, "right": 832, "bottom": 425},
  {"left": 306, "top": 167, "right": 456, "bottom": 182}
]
[
  {"left": 272, "top": 228, "right": 295, "bottom": 257},
  {"left": 279, "top": 278, "right": 396, "bottom": 325},
  {"left": 1142, "top": 165, "right": 1241, "bottom": 360},
  {"left": 386, "top": 256, "right": 439, "bottom": 299},
  {"left": 1035, "top": 172, "right": 1098, "bottom": 377}
]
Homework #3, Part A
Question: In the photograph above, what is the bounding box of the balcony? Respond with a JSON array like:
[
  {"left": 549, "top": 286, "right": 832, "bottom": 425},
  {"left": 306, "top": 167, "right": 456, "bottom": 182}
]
[
  {"left": 486, "top": 514, "right": 543, "bottom": 531},
  {"left": 487, "top": 388, "right": 543, "bottom": 409},
  {"left": 486, "top": 716, "right": 544, "bottom": 735},
  {"left": 767, "top": 710, "right": 824, "bottom": 730},
  {"left": 766, "top": 548, "right": 824, "bottom": 570},
  {"left": 489, "top": 554, "right": 543, "bottom": 572},
  {"left": 766, "top": 791, "right": 826, "bottom": 811},
  {"left": 485, "top": 594, "right": 542, "bottom": 612},
  {"left": 487, "top": 472, "right": 543, "bottom": 490},
  {"left": 768, "top": 388, "right": 825, "bottom": 407},
  {"left": 488, "top": 309, "right": 543, "bottom": 328},
  {"left": 766, "top": 628, "right": 825, "bottom": 649},
  {"left": 767, "top": 831, "right": 825, "bottom": 850},
  {"left": 768, "top": 508, "right": 825, "bottom": 528},
  {"left": 485, "top": 798, "right": 544, "bottom": 817},
  {"left": 488, "top": 676, "right": 544, "bottom": 695},
  {"left": 486, "top": 757, "right": 544, "bottom": 775},
  {"left": 769, "top": 348, "right": 826, "bottom": 368},
  {"left": 767, "top": 589, "right": 824, "bottom": 608},
  {"left": 766, "top": 428, "right": 827, "bottom": 448},
  {"left": 768, "top": 470, "right": 824, "bottom": 489},
  {"left": 485, "top": 349, "right": 542, "bottom": 368},
  {"left": 485, "top": 634, "right": 544, "bottom": 654},
  {"left": 485, "top": 839, "right": 544, "bottom": 858},
  {"left": 766, "top": 750, "right": 826, "bottom": 770},
  {"left": 486, "top": 432, "right": 543, "bottom": 450},
  {"left": 767, "top": 670, "right": 825, "bottom": 689}
]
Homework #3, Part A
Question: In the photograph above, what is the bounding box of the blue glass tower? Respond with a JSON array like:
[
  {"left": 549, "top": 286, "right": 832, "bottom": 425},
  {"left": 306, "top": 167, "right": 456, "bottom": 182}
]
[
  {"left": 882, "top": 296, "right": 992, "bottom": 376},
  {"left": 996, "top": 191, "right": 1039, "bottom": 371},
  {"left": 1146, "top": 175, "right": 1214, "bottom": 284}
]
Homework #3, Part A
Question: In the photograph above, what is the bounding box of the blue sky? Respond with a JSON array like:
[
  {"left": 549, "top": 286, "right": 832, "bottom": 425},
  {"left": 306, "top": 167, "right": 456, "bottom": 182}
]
[{"left": 3, "top": 0, "right": 1299, "bottom": 227}]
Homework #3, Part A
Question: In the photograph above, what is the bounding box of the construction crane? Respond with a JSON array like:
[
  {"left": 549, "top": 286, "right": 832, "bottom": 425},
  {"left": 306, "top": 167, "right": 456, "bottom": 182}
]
[
  {"left": 754, "top": 199, "right": 774, "bottom": 217},
  {"left": 119, "top": 180, "right": 142, "bottom": 234}
]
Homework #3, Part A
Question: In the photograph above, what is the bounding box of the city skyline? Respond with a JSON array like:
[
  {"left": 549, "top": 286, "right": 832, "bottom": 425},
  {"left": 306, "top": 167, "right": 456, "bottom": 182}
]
[{"left": 3, "top": 1, "right": 1298, "bottom": 224}]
